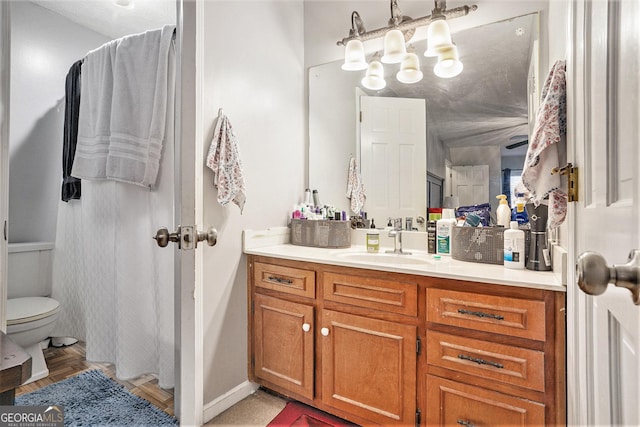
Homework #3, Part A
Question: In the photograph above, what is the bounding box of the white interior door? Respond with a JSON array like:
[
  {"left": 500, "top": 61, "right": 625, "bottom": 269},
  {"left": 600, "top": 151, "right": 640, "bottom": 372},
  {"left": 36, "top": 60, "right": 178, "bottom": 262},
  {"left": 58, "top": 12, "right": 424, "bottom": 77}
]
[
  {"left": 569, "top": 0, "right": 640, "bottom": 425},
  {"left": 360, "top": 96, "right": 426, "bottom": 227},
  {"left": 0, "top": 1, "right": 8, "bottom": 332},
  {"left": 450, "top": 165, "right": 489, "bottom": 207}
]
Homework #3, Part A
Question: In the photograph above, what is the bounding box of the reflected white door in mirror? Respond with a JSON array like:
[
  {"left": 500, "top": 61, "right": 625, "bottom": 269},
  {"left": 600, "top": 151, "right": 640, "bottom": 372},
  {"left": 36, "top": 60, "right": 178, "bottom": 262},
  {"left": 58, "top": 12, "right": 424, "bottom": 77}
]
[
  {"left": 450, "top": 165, "right": 489, "bottom": 207},
  {"left": 360, "top": 96, "right": 426, "bottom": 230}
]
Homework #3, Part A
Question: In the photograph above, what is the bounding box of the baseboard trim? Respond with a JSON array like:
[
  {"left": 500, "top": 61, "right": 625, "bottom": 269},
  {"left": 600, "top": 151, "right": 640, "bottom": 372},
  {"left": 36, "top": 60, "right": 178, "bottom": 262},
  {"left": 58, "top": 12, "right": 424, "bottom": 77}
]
[{"left": 203, "top": 380, "right": 259, "bottom": 423}]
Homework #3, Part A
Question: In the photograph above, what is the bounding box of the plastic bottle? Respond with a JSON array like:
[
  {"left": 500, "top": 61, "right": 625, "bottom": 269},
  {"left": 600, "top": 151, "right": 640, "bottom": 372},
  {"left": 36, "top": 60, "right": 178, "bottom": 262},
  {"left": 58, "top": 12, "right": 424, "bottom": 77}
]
[
  {"left": 511, "top": 193, "right": 529, "bottom": 225},
  {"left": 503, "top": 221, "right": 525, "bottom": 269},
  {"left": 366, "top": 229, "right": 380, "bottom": 253},
  {"left": 436, "top": 209, "right": 456, "bottom": 256},
  {"left": 496, "top": 194, "right": 511, "bottom": 228}
]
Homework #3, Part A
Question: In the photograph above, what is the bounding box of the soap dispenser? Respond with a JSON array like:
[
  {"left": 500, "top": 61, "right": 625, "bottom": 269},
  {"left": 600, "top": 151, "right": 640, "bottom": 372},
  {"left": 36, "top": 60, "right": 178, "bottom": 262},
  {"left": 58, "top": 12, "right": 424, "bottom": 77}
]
[{"left": 496, "top": 194, "right": 511, "bottom": 228}]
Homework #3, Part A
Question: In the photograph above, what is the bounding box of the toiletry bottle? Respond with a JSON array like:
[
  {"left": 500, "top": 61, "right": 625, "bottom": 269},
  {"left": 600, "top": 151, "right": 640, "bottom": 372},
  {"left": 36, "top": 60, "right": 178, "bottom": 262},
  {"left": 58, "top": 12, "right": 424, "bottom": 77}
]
[
  {"left": 503, "top": 221, "right": 525, "bottom": 269},
  {"left": 511, "top": 193, "right": 529, "bottom": 225},
  {"left": 370, "top": 218, "right": 376, "bottom": 229},
  {"left": 304, "top": 188, "right": 312, "bottom": 206},
  {"left": 427, "top": 220, "right": 437, "bottom": 253},
  {"left": 366, "top": 229, "right": 380, "bottom": 253},
  {"left": 436, "top": 209, "right": 456, "bottom": 256},
  {"left": 496, "top": 194, "right": 511, "bottom": 227}
]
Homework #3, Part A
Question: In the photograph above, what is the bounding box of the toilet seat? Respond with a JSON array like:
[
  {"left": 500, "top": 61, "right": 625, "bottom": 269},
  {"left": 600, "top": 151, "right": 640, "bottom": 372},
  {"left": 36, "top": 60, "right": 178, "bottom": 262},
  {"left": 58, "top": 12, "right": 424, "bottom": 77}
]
[{"left": 7, "top": 297, "right": 60, "bottom": 326}]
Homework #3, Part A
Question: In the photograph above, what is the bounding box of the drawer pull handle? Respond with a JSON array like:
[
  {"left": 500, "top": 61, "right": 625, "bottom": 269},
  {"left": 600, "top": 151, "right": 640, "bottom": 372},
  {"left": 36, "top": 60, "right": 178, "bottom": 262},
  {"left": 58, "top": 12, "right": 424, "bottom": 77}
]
[
  {"left": 321, "top": 327, "right": 330, "bottom": 336},
  {"left": 267, "top": 276, "right": 293, "bottom": 285},
  {"left": 458, "top": 354, "right": 504, "bottom": 369},
  {"left": 457, "top": 420, "right": 475, "bottom": 427},
  {"left": 302, "top": 323, "right": 311, "bottom": 332},
  {"left": 457, "top": 308, "right": 504, "bottom": 321}
]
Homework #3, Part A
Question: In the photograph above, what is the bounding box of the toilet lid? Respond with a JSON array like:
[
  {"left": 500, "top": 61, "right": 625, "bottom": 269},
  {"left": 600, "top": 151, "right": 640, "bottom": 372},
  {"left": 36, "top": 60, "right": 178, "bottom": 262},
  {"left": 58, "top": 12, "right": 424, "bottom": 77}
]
[{"left": 7, "top": 297, "right": 60, "bottom": 326}]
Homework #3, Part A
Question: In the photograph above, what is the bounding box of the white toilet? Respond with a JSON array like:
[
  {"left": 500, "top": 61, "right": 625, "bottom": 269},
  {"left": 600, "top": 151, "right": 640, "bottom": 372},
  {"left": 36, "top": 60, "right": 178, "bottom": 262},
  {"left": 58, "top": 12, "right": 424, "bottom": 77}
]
[{"left": 7, "top": 242, "right": 62, "bottom": 384}]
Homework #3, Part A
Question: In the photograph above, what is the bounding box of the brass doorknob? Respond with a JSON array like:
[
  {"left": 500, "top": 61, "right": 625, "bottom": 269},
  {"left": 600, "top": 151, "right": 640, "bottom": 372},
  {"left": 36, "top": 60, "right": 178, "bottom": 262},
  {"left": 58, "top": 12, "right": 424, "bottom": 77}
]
[{"left": 576, "top": 250, "right": 640, "bottom": 304}]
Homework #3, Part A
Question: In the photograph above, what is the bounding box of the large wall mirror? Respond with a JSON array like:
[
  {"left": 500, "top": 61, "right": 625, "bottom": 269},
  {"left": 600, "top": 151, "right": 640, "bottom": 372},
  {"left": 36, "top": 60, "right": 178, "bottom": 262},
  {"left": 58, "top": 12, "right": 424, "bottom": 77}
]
[{"left": 309, "top": 12, "right": 539, "bottom": 229}]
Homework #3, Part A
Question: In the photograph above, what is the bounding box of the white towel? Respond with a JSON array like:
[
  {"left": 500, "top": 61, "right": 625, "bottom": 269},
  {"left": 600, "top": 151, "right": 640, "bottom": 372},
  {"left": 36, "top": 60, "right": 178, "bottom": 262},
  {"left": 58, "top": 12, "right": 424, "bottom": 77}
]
[
  {"left": 521, "top": 60, "right": 567, "bottom": 228},
  {"left": 72, "top": 25, "right": 175, "bottom": 189},
  {"left": 72, "top": 40, "right": 118, "bottom": 180},
  {"left": 107, "top": 24, "right": 175, "bottom": 188},
  {"left": 206, "top": 110, "right": 246, "bottom": 213},
  {"left": 346, "top": 156, "right": 366, "bottom": 215}
]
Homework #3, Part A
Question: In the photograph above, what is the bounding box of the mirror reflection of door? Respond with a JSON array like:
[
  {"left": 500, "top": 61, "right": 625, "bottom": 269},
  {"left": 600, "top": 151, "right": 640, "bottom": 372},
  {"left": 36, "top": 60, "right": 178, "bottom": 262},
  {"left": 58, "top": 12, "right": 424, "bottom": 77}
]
[
  {"left": 359, "top": 96, "right": 426, "bottom": 229},
  {"left": 450, "top": 165, "right": 489, "bottom": 207}
]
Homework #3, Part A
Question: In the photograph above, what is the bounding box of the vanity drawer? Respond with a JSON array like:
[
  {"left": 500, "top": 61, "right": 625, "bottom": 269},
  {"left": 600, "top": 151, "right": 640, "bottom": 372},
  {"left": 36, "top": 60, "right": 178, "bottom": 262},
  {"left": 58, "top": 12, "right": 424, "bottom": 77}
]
[
  {"left": 427, "top": 289, "right": 546, "bottom": 341},
  {"left": 426, "top": 331, "right": 545, "bottom": 392},
  {"left": 254, "top": 262, "right": 315, "bottom": 298},
  {"left": 426, "top": 375, "right": 545, "bottom": 427},
  {"left": 323, "top": 272, "right": 418, "bottom": 316}
]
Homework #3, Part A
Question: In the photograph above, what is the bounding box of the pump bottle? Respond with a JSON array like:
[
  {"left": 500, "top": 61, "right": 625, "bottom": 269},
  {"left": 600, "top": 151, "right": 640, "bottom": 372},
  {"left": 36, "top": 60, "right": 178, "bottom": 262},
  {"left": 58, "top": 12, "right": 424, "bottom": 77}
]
[{"left": 496, "top": 194, "right": 511, "bottom": 228}]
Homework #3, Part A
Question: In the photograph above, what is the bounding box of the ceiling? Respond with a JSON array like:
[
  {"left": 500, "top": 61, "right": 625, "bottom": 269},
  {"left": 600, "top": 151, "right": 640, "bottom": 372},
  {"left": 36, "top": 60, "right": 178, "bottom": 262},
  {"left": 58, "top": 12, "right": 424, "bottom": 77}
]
[
  {"left": 30, "top": 0, "right": 175, "bottom": 39},
  {"left": 364, "top": 13, "right": 537, "bottom": 157}
]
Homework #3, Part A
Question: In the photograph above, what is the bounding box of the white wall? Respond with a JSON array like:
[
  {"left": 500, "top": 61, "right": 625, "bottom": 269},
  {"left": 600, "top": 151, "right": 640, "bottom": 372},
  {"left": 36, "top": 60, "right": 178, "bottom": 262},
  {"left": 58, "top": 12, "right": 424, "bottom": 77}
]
[
  {"left": 200, "top": 0, "right": 305, "bottom": 410},
  {"left": 8, "top": 2, "right": 109, "bottom": 243}
]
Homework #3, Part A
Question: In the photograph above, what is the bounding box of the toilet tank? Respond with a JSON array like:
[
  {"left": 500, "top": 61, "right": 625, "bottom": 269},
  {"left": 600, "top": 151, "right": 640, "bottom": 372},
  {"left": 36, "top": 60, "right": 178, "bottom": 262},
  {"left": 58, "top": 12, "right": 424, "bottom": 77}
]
[{"left": 8, "top": 242, "right": 54, "bottom": 299}]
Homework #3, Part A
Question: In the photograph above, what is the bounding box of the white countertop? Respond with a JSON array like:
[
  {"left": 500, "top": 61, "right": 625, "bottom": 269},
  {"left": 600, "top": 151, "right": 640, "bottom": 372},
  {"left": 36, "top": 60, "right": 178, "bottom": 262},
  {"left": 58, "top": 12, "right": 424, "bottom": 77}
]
[{"left": 243, "top": 227, "right": 566, "bottom": 292}]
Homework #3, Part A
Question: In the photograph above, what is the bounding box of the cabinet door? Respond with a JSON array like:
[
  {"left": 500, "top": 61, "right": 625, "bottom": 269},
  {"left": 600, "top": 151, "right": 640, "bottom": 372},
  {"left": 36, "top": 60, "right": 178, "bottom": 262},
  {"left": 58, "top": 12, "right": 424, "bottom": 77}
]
[
  {"left": 321, "top": 309, "right": 417, "bottom": 425},
  {"left": 426, "top": 375, "right": 545, "bottom": 426},
  {"left": 253, "top": 293, "right": 314, "bottom": 399}
]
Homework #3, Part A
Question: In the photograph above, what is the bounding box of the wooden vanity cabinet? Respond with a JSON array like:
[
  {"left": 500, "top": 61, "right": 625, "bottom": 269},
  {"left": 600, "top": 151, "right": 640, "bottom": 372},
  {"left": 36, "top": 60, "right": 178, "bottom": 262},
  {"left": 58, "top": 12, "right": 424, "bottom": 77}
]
[
  {"left": 249, "top": 256, "right": 419, "bottom": 426},
  {"left": 248, "top": 255, "right": 566, "bottom": 427},
  {"left": 425, "top": 286, "right": 566, "bottom": 426}
]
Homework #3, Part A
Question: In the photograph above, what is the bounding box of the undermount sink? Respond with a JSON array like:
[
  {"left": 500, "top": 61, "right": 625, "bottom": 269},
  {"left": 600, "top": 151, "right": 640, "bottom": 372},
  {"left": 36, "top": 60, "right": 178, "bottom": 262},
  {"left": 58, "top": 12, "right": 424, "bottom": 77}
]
[{"left": 333, "top": 251, "right": 433, "bottom": 265}]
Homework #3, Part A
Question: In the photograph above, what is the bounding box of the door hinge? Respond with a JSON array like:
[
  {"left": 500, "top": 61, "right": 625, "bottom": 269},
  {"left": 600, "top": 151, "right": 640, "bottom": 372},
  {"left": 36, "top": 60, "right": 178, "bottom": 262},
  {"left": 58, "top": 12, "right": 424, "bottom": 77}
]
[
  {"left": 3, "top": 220, "right": 6, "bottom": 241},
  {"left": 551, "top": 163, "right": 578, "bottom": 202},
  {"left": 251, "top": 300, "right": 254, "bottom": 313},
  {"left": 415, "top": 408, "right": 421, "bottom": 427},
  {"left": 416, "top": 336, "right": 421, "bottom": 355},
  {"left": 359, "top": 111, "right": 362, "bottom": 122}
]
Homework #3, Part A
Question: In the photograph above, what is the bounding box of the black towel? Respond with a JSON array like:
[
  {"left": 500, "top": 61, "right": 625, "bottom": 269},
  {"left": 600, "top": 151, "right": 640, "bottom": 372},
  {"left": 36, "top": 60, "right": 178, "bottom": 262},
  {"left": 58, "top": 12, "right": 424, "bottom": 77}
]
[{"left": 62, "top": 60, "right": 82, "bottom": 202}]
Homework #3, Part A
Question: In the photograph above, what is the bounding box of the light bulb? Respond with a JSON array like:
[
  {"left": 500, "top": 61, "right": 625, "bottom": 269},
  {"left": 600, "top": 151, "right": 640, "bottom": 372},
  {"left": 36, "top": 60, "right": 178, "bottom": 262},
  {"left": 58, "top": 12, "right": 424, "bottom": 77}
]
[
  {"left": 342, "top": 40, "right": 368, "bottom": 71},
  {"left": 361, "top": 61, "right": 386, "bottom": 90}
]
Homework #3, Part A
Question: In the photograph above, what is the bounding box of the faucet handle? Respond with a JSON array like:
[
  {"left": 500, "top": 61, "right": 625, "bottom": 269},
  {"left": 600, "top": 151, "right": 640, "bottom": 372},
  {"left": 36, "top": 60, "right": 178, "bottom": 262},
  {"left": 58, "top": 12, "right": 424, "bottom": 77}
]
[{"left": 393, "top": 217, "right": 403, "bottom": 230}]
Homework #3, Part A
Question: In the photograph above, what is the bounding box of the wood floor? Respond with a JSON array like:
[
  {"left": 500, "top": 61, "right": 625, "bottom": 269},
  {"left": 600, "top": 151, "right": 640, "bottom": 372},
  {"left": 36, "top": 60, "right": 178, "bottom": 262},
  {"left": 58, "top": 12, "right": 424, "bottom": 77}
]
[{"left": 15, "top": 341, "right": 174, "bottom": 417}]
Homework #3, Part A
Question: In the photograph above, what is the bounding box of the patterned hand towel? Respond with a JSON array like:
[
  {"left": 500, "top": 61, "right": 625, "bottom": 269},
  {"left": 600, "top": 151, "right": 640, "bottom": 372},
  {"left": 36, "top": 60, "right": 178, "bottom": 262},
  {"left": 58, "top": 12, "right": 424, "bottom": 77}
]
[
  {"left": 346, "top": 156, "right": 366, "bottom": 215},
  {"left": 206, "top": 110, "right": 246, "bottom": 212},
  {"left": 521, "top": 60, "right": 567, "bottom": 228}
]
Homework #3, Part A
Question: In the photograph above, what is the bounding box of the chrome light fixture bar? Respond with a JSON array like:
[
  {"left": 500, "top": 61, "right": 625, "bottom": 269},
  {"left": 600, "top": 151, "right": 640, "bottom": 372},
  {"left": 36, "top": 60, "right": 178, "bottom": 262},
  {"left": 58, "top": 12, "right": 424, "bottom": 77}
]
[
  {"left": 338, "top": 0, "right": 477, "bottom": 86},
  {"left": 336, "top": 0, "right": 477, "bottom": 47}
]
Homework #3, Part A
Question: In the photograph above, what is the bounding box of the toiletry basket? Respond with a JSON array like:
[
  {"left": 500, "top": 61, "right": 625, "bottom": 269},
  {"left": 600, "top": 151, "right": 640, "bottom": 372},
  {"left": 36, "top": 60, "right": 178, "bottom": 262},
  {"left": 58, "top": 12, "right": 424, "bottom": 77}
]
[
  {"left": 290, "top": 219, "right": 351, "bottom": 248},
  {"left": 451, "top": 226, "right": 530, "bottom": 265}
]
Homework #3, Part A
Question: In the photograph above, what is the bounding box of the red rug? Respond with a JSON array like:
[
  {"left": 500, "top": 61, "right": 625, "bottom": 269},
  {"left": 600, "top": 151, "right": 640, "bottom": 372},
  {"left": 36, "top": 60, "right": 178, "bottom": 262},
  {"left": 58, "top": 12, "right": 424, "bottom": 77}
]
[{"left": 267, "top": 401, "right": 359, "bottom": 427}]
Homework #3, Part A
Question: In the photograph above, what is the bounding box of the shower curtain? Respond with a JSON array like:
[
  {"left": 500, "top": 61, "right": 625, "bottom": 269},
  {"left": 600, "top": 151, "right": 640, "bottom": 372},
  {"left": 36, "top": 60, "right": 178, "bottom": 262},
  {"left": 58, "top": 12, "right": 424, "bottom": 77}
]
[{"left": 51, "top": 41, "right": 176, "bottom": 389}]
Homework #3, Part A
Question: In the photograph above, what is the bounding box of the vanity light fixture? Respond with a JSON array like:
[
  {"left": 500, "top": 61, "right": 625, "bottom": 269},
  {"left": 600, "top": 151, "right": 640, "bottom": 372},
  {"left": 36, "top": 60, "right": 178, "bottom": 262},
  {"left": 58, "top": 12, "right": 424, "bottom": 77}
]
[
  {"left": 434, "top": 45, "right": 463, "bottom": 78},
  {"left": 338, "top": 0, "right": 477, "bottom": 83},
  {"left": 361, "top": 59, "right": 387, "bottom": 90},
  {"left": 396, "top": 51, "right": 423, "bottom": 84}
]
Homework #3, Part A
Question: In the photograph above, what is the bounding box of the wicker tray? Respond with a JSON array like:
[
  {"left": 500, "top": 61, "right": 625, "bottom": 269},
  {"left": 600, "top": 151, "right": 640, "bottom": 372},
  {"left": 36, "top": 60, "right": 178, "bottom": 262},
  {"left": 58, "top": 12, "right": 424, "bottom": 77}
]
[
  {"left": 290, "top": 219, "right": 351, "bottom": 248},
  {"left": 452, "top": 226, "right": 530, "bottom": 265}
]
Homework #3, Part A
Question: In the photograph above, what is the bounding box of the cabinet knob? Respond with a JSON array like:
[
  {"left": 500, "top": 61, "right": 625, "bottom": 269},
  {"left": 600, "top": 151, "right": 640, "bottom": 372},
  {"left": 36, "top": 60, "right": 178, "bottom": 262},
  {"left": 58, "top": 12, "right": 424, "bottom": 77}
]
[
  {"left": 321, "top": 327, "right": 330, "bottom": 336},
  {"left": 302, "top": 323, "right": 311, "bottom": 332}
]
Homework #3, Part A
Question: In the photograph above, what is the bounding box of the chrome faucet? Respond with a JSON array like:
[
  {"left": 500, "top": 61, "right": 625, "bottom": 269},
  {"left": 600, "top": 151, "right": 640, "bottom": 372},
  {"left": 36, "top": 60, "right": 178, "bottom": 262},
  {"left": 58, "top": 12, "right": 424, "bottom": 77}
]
[{"left": 387, "top": 218, "right": 411, "bottom": 255}]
